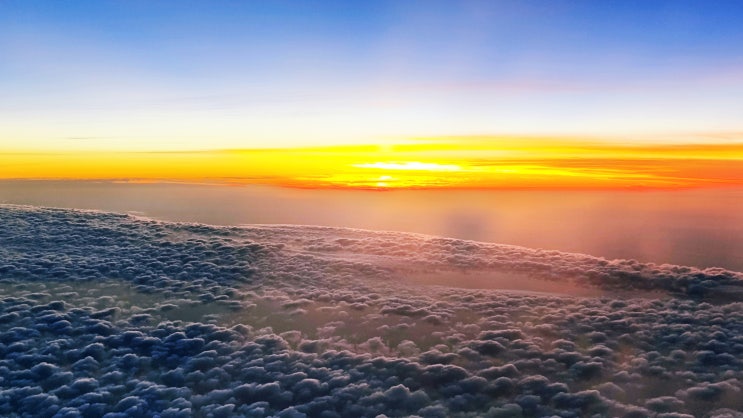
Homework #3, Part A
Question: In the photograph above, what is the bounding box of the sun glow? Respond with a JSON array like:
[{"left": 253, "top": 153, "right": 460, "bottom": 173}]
[
  {"left": 2, "top": 136, "right": 743, "bottom": 190},
  {"left": 353, "top": 162, "right": 462, "bottom": 172}
]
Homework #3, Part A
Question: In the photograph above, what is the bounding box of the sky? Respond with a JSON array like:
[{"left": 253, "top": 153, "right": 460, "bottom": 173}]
[{"left": 1, "top": 1, "right": 743, "bottom": 189}]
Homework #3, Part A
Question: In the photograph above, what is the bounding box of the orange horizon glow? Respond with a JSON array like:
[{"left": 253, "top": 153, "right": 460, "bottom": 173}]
[{"left": 2, "top": 136, "right": 743, "bottom": 190}]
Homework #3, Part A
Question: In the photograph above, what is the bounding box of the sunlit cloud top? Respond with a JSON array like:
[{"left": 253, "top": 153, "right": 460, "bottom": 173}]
[{"left": 2, "top": 1, "right": 743, "bottom": 152}]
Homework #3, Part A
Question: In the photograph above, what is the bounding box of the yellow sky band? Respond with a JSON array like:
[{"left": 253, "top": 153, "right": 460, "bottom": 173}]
[{"left": 2, "top": 137, "right": 742, "bottom": 190}]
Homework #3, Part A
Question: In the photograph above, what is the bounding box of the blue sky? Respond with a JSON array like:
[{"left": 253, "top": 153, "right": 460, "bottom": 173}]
[{"left": 2, "top": 1, "right": 743, "bottom": 150}]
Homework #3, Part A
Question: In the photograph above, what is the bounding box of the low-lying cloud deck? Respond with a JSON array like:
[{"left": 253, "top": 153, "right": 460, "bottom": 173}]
[{"left": 1, "top": 205, "right": 742, "bottom": 417}]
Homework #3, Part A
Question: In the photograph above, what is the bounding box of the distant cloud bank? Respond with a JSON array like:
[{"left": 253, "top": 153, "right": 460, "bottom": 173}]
[{"left": 1, "top": 205, "right": 743, "bottom": 416}]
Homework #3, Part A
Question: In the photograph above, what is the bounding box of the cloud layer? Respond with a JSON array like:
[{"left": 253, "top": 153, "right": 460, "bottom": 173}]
[{"left": 1, "top": 205, "right": 743, "bottom": 417}]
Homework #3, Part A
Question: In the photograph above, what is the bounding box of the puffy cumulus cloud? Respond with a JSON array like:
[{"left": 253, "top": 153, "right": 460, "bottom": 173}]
[{"left": 1, "top": 205, "right": 743, "bottom": 416}]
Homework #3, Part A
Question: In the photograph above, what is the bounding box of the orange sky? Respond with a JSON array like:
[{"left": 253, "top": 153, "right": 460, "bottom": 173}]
[{"left": 2, "top": 136, "right": 742, "bottom": 190}]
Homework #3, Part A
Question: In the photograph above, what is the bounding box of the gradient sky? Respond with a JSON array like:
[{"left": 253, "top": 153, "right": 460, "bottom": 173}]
[{"left": 1, "top": 1, "right": 743, "bottom": 188}]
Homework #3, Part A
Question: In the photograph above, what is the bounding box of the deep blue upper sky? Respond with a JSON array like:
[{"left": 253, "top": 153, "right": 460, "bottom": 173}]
[{"left": 2, "top": 1, "right": 742, "bottom": 150}]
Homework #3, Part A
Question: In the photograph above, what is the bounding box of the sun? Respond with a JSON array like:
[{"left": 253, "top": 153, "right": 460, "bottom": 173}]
[{"left": 375, "top": 175, "right": 393, "bottom": 188}]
